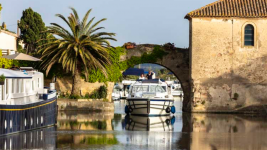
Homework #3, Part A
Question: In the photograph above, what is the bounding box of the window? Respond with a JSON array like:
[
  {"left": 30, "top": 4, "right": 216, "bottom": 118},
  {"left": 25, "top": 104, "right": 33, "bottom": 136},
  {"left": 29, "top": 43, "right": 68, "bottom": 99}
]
[
  {"left": 21, "top": 80, "right": 24, "bottom": 93},
  {"left": 244, "top": 24, "right": 254, "bottom": 46},
  {"left": 149, "top": 85, "right": 166, "bottom": 93},
  {"left": 5, "top": 79, "right": 9, "bottom": 95},
  {"left": 17, "top": 79, "right": 20, "bottom": 93},
  {"left": 32, "top": 80, "right": 34, "bottom": 91},
  {"left": 131, "top": 85, "right": 149, "bottom": 93},
  {"left": 12, "top": 79, "right": 15, "bottom": 93}
]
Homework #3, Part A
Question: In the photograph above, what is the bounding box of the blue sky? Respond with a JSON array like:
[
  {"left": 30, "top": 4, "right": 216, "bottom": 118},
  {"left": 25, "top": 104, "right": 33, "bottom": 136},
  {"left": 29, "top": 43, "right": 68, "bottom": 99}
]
[{"left": 0, "top": 0, "right": 215, "bottom": 47}]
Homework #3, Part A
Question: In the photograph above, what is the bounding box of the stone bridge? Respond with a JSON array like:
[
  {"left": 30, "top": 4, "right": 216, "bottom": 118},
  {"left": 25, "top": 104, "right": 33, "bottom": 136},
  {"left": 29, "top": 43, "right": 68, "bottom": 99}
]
[{"left": 120, "top": 44, "right": 191, "bottom": 111}]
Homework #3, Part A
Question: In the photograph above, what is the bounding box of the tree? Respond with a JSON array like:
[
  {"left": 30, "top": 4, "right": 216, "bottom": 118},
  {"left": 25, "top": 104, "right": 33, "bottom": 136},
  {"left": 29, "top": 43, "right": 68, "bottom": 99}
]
[
  {"left": 39, "top": 8, "right": 116, "bottom": 96},
  {"left": 19, "top": 8, "right": 47, "bottom": 54}
]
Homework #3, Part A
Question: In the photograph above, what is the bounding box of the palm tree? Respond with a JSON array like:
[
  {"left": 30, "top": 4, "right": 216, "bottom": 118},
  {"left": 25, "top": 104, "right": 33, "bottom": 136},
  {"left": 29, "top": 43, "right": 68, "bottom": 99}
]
[{"left": 39, "top": 8, "right": 116, "bottom": 96}]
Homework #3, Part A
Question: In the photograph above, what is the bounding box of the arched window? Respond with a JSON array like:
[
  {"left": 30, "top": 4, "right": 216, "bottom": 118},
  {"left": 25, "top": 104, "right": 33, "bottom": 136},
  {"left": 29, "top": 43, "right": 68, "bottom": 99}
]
[{"left": 244, "top": 24, "right": 254, "bottom": 46}]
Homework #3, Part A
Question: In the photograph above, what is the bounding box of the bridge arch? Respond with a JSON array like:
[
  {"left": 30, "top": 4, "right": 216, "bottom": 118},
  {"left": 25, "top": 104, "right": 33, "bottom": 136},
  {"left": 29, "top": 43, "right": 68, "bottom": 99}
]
[{"left": 120, "top": 44, "right": 191, "bottom": 111}]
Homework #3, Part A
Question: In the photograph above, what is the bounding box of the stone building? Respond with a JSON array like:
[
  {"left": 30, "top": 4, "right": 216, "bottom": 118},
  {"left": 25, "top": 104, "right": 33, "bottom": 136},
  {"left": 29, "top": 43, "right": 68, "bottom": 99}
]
[{"left": 186, "top": 0, "right": 267, "bottom": 112}]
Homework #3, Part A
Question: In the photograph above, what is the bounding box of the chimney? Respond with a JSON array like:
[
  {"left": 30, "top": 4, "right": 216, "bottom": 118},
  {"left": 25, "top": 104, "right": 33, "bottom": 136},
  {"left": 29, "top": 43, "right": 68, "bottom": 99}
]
[{"left": 17, "top": 20, "right": 20, "bottom": 36}]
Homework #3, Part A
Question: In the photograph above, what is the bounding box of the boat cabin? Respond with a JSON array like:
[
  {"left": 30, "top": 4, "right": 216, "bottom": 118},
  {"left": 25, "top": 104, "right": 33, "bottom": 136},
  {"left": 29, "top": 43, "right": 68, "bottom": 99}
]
[
  {"left": 128, "top": 79, "right": 171, "bottom": 99},
  {"left": 0, "top": 69, "right": 46, "bottom": 104}
]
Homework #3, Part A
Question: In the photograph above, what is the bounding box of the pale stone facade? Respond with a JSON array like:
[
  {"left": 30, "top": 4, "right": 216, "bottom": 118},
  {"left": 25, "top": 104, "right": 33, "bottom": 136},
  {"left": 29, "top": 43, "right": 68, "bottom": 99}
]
[
  {"left": 188, "top": 2, "right": 267, "bottom": 112},
  {"left": 0, "top": 30, "right": 17, "bottom": 55}
]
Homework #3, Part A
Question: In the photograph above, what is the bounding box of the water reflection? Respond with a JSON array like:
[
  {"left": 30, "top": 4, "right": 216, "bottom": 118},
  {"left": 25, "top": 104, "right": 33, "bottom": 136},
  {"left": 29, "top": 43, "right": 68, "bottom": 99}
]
[
  {"left": 125, "top": 115, "right": 175, "bottom": 131},
  {"left": 181, "top": 113, "right": 267, "bottom": 150},
  {"left": 0, "top": 127, "right": 56, "bottom": 150},
  {"left": 1, "top": 99, "right": 267, "bottom": 149}
]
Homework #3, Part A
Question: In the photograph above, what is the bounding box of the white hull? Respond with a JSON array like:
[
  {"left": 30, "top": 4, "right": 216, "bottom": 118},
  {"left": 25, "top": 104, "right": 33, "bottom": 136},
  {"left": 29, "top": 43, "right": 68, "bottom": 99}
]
[{"left": 126, "top": 98, "right": 174, "bottom": 116}]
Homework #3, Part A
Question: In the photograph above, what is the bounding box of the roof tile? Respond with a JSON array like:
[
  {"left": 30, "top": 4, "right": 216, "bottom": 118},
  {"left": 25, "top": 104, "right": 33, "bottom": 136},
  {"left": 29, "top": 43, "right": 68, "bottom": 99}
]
[{"left": 185, "top": 0, "right": 267, "bottom": 19}]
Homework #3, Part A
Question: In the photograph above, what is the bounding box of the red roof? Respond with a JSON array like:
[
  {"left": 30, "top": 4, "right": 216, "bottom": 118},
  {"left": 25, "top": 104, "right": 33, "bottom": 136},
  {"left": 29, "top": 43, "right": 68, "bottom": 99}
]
[{"left": 185, "top": 0, "right": 267, "bottom": 19}]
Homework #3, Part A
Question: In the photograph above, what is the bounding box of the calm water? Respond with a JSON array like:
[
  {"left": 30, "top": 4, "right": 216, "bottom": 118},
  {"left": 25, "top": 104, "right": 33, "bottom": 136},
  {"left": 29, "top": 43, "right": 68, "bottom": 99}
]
[{"left": 1, "top": 98, "right": 267, "bottom": 150}]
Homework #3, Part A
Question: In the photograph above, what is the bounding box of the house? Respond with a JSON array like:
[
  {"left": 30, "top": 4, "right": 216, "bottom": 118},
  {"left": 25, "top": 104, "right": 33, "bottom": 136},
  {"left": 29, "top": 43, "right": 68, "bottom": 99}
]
[
  {"left": 186, "top": 0, "right": 267, "bottom": 112},
  {"left": 0, "top": 29, "right": 18, "bottom": 55}
]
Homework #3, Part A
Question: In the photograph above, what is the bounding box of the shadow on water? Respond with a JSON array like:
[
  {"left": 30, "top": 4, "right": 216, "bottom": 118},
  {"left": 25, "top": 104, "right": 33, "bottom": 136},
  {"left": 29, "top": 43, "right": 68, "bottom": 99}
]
[{"left": 1, "top": 100, "right": 267, "bottom": 149}]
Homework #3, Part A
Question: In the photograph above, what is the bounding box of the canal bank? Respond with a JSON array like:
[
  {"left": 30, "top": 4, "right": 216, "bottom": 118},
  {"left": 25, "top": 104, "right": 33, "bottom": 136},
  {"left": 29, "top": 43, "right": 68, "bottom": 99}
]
[{"left": 57, "top": 98, "right": 114, "bottom": 112}]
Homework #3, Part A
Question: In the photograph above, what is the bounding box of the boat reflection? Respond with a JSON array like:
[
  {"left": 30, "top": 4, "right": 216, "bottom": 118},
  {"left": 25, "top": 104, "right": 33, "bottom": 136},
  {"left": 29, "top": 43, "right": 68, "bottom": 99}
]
[
  {"left": 125, "top": 115, "right": 175, "bottom": 131},
  {"left": 0, "top": 126, "right": 56, "bottom": 150}
]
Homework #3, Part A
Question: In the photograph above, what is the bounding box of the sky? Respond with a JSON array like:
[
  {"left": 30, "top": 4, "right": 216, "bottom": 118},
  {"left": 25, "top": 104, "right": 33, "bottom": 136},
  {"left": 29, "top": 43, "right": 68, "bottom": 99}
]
[{"left": 0, "top": 0, "right": 215, "bottom": 47}]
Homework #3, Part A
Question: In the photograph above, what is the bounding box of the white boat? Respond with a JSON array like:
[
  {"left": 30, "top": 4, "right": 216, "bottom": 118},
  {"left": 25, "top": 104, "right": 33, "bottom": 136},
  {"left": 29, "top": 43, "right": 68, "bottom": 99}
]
[
  {"left": 120, "top": 80, "right": 136, "bottom": 99},
  {"left": 125, "top": 115, "right": 175, "bottom": 131},
  {"left": 112, "top": 84, "right": 121, "bottom": 101},
  {"left": 125, "top": 79, "right": 176, "bottom": 116},
  {"left": 0, "top": 68, "right": 57, "bottom": 135},
  {"left": 171, "top": 82, "right": 183, "bottom": 97}
]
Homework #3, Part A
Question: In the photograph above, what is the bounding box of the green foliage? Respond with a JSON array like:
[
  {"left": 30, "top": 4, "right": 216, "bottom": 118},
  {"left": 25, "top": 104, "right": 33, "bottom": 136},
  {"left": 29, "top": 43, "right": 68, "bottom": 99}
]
[
  {"left": 39, "top": 8, "right": 116, "bottom": 96},
  {"left": 87, "top": 45, "right": 168, "bottom": 82},
  {"left": 0, "top": 51, "right": 16, "bottom": 68},
  {"left": 233, "top": 93, "right": 239, "bottom": 100},
  {"left": 0, "top": 74, "right": 5, "bottom": 82},
  {"left": 0, "top": 4, "right": 2, "bottom": 12},
  {"left": 46, "top": 45, "right": 167, "bottom": 83},
  {"left": 120, "top": 45, "right": 168, "bottom": 70},
  {"left": 19, "top": 8, "right": 48, "bottom": 54},
  {"left": 89, "top": 121, "right": 107, "bottom": 130},
  {"left": 90, "top": 85, "right": 107, "bottom": 99},
  {"left": 80, "top": 136, "right": 119, "bottom": 145},
  {"left": 87, "top": 47, "right": 125, "bottom": 83}
]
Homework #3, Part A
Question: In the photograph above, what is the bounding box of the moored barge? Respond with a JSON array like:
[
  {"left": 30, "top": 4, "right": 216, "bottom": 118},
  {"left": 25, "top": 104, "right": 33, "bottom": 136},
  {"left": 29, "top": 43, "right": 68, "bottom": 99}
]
[{"left": 0, "top": 68, "right": 57, "bottom": 135}]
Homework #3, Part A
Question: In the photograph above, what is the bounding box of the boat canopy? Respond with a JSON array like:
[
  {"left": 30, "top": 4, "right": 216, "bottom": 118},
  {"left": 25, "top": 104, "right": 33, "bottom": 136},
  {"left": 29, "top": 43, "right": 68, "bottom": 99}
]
[
  {"left": 139, "top": 79, "right": 165, "bottom": 83},
  {"left": 0, "top": 69, "right": 32, "bottom": 79},
  {"left": 123, "top": 68, "right": 144, "bottom": 76}
]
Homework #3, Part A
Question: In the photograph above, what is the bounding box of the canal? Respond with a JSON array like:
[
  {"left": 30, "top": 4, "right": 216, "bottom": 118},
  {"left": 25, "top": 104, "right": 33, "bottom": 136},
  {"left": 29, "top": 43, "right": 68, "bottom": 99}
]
[{"left": 1, "top": 98, "right": 267, "bottom": 150}]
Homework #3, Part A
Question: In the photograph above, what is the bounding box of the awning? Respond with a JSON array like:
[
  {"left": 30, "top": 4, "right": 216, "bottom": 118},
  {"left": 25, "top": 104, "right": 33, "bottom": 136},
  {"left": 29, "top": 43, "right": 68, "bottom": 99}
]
[
  {"left": 1, "top": 53, "right": 42, "bottom": 61},
  {"left": 123, "top": 68, "right": 145, "bottom": 76}
]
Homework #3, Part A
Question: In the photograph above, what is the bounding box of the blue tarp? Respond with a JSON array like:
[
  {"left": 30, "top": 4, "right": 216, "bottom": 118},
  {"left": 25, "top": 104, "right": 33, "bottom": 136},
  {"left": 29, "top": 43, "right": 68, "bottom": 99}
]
[{"left": 123, "top": 68, "right": 145, "bottom": 76}]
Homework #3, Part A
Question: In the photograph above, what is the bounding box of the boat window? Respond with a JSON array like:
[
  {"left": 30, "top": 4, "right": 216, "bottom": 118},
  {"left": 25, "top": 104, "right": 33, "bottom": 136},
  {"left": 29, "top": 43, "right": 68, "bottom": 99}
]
[
  {"left": 17, "top": 79, "right": 20, "bottom": 93},
  {"left": 149, "top": 85, "right": 166, "bottom": 93},
  {"left": 6, "top": 79, "right": 9, "bottom": 95},
  {"left": 10, "top": 120, "right": 12, "bottom": 129},
  {"left": 21, "top": 80, "right": 24, "bottom": 93},
  {"left": 38, "top": 78, "right": 40, "bottom": 88},
  {"left": 2, "top": 84, "right": 4, "bottom": 100},
  {"left": 32, "top": 80, "right": 34, "bottom": 91},
  {"left": 131, "top": 85, "right": 149, "bottom": 93},
  {"left": 12, "top": 79, "right": 15, "bottom": 93}
]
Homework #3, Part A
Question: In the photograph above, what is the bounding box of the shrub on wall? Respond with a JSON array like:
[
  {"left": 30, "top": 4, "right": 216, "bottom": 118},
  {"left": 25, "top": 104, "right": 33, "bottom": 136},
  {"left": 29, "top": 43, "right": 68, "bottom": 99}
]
[
  {"left": 90, "top": 85, "right": 107, "bottom": 99},
  {"left": 0, "top": 50, "right": 17, "bottom": 68}
]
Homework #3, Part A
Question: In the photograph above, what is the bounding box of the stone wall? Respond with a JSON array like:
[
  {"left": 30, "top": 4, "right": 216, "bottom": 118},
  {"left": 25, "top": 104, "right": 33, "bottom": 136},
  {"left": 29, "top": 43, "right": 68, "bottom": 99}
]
[
  {"left": 45, "top": 77, "right": 114, "bottom": 102},
  {"left": 190, "top": 17, "right": 267, "bottom": 112},
  {"left": 57, "top": 99, "right": 114, "bottom": 111}
]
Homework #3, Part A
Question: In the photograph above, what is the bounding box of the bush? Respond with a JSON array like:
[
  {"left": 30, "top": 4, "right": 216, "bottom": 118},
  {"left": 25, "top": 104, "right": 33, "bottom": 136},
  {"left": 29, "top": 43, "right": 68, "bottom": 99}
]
[
  {"left": 0, "top": 74, "right": 5, "bottom": 82},
  {"left": 90, "top": 85, "right": 107, "bottom": 99}
]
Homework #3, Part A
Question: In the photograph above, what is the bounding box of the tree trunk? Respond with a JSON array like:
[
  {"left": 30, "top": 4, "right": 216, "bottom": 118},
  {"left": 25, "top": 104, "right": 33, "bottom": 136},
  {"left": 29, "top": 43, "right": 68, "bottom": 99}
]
[{"left": 71, "top": 68, "right": 81, "bottom": 96}]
